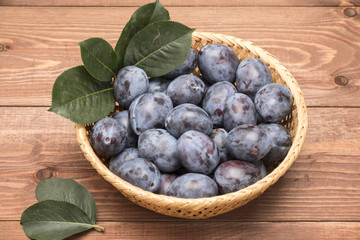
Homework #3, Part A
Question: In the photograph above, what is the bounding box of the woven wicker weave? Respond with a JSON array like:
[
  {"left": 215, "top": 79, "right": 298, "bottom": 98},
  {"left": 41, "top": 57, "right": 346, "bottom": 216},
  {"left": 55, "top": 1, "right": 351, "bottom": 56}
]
[{"left": 75, "top": 31, "right": 308, "bottom": 219}]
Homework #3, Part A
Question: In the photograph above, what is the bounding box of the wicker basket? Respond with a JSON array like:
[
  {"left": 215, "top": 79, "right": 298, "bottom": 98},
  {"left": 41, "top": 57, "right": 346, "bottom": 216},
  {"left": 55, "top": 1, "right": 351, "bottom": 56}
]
[{"left": 75, "top": 31, "right": 308, "bottom": 219}]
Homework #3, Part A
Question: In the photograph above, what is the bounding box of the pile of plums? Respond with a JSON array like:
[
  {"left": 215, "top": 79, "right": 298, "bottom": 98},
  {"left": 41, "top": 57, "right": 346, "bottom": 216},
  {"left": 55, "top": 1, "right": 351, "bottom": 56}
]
[{"left": 90, "top": 44, "right": 293, "bottom": 198}]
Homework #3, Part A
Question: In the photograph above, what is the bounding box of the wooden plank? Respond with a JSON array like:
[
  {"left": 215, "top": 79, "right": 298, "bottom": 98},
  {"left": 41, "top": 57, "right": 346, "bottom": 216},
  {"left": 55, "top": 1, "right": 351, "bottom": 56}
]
[
  {"left": 3, "top": 221, "right": 360, "bottom": 240},
  {"left": 0, "top": 7, "right": 360, "bottom": 107},
  {"left": 0, "top": 0, "right": 359, "bottom": 7},
  {"left": 0, "top": 107, "right": 359, "bottom": 222}
]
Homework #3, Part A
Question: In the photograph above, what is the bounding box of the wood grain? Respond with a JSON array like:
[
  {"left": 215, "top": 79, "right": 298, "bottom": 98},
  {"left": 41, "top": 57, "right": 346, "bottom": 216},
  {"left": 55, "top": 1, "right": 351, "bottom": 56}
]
[
  {"left": 1, "top": 3, "right": 359, "bottom": 240},
  {"left": 1, "top": 0, "right": 359, "bottom": 7},
  {"left": 3, "top": 221, "right": 360, "bottom": 240},
  {"left": 0, "top": 7, "right": 360, "bottom": 107},
  {"left": 1, "top": 107, "right": 359, "bottom": 222}
]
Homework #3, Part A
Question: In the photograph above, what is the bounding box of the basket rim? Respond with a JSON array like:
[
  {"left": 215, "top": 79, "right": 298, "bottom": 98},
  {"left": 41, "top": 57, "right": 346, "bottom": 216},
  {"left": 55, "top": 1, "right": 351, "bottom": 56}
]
[{"left": 75, "top": 31, "right": 309, "bottom": 218}]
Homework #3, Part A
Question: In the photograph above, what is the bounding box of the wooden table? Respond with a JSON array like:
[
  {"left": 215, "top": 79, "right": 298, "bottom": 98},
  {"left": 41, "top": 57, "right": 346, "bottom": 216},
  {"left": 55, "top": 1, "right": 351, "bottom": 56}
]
[{"left": 1, "top": 1, "right": 360, "bottom": 239}]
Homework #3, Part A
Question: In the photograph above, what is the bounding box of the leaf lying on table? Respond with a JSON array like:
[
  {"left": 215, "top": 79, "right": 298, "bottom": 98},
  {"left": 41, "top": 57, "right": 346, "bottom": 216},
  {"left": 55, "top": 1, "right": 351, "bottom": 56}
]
[
  {"left": 79, "top": 38, "right": 119, "bottom": 82},
  {"left": 124, "top": 21, "right": 194, "bottom": 77},
  {"left": 21, "top": 200, "right": 104, "bottom": 240},
  {"left": 48, "top": 65, "right": 115, "bottom": 125},
  {"left": 21, "top": 178, "right": 104, "bottom": 240},
  {"left": 115, "top": 0, "right": 170, "bottom": 69},
  {"left": 36, "top": 178, "right": 96, "bottom": 223}
]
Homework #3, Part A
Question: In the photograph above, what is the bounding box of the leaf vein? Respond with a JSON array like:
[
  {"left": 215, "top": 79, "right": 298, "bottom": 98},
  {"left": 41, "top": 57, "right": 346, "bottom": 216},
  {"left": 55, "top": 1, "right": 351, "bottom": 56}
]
[
  {"left": 83, "top": 46, "right": 115, "bottom": 76},
  {"left": 51, "top": 87, "right": 113, "bottom": 111},
  {"left": 25, "top": 220, "right": 95, "bottom": 228}
]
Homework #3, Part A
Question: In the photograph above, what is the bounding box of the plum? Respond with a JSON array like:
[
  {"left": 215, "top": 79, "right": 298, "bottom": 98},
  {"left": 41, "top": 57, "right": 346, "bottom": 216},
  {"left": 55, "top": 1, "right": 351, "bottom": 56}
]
[
  {"left": 226, "top": 125, "right": 272, "bottom": 162},
  {"left": 167, "top": 173, "right": 218, "bottom": 198},
  {"left": 255, "top": 83, "right": 293, "bottom": 123},
  {"left": 259, "top": 123, "right": 292, "bottom": 163},
  {"left": 166, "top": 74, "right": 205, "bottom": 106},
  {"left": 198, "top": 44, "right": 239, "bottom": 84},
  {"left": 118, "top": 158, "right": 161, "bottom": 193},
  {"left": 129, "top": 92, "right": 173, "bottom": 135},
  {"left": 223, "top": 93, "right": 257, "bottom": 132},
  {"left": 165, "top": 103, "right": 213, "bottom": 138},
  {"left": 114, "top": 66, "right": 149, "bottom": 107},
  {"left": 90, "top": 117, "right": 127, "bottom": 157},
  {"left": 214, "top": 160, "right": 262, "bottom": 194},
  {"left": 236, "top": 58, "right": 272, "bottom": 100},
  {"left": 177, "top": 130, "right": 219, "bottom": 175}
]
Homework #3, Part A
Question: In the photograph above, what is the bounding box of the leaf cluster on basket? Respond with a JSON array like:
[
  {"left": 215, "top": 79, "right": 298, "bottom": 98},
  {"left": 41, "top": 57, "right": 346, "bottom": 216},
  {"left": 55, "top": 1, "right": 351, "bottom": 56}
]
[
  {"left": 49, "top": 0, "right": 194, "bottom": 125},
  {"left": 49, "top": 0, "right": 294, "bottom": 199}
]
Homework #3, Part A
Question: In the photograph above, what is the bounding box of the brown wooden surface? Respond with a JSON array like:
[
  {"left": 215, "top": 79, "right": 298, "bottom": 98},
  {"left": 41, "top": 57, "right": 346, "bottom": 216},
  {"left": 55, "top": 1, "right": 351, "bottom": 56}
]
[
  {"left": 0, "top": 1, "right": 359, "bottom": 240},
  {"left": 2, "top": 221, "right": 360, "bottom": 240},
  {"left": 1, "top": 0, "right": 359, "bottom": 7}
]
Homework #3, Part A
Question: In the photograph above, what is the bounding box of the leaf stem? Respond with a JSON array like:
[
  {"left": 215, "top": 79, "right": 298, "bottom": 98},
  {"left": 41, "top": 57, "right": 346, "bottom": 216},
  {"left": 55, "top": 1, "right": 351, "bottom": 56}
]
[{"left": 94, "top": 225, "right": 105, "bottom": 232}]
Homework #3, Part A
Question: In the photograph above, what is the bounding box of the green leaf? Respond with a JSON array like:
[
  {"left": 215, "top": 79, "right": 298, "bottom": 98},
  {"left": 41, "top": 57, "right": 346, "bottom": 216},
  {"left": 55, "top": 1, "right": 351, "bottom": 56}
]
[
  {"left": 48, "top": 66, "right": 115, "bottom": 125},
  {"left": 115, "top": 0, "right": 170, "bottom": 69},
  {"left": 124, "top": 21, "right": 194, "bottom": 77},
  {"left": 21, "top": 200, "right": 104, "bottom": 240},
  {"left": 36, "top": 178, "right": 96, "bottom": 224},
  {"left": 78, "top": 38, "right": 118, "bottom": 82}
]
